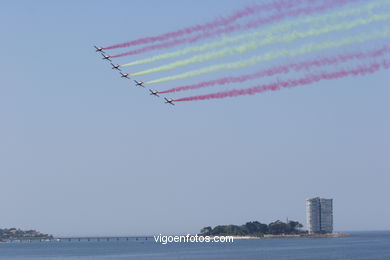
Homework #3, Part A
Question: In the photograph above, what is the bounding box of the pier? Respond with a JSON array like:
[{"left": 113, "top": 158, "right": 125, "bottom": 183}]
[{"left": 3, "top": 236, "right": 152, "bottom": 242}]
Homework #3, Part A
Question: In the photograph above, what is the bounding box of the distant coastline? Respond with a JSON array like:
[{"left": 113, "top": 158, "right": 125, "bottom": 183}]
[
  {"left": 198, "top": 220, "right": 349, "bottom": 239},
  {"left": 199, "top": 220, "right": 306, "bottom": 237},
  {"left": 0, "top": 228, "right": 52, "bottom": 242},
  {"left": 216, "top": 233, "right": 351, "bottom": 239},
  {"left": 0, "top": 233, "right": 352, "bottom": 243}
]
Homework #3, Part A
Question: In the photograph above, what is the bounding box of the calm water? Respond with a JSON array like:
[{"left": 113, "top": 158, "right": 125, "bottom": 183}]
[{"left": 0, "top": 232, "right": 389, "bottom": 260}]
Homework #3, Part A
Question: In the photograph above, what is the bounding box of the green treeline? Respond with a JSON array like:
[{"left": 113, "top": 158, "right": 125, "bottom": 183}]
[{"left": 200, "top": 220, "right": 304, "bottom": 236}]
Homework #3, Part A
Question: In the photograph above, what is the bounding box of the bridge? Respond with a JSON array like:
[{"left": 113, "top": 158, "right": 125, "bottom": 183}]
[{"left": 5, "top": 236, "right": 152, "bottom": 242}]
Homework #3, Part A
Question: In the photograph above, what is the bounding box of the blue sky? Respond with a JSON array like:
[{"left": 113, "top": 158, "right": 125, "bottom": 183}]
[{"left": 0, "top": 0, "right": 389, "bottom": 236}]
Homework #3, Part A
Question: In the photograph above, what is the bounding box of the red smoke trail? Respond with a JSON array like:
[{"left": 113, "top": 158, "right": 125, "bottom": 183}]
[
  {"left": 111, "top": 0, "right": 350, "bottom": 58},
  {"left": 173, "top": 60, "right": 390, "bottom": 102},
  {"left": 104, "top": 0, "right": 315, "bottom": 50},
  {"left": 159, "top": 45, "right": 390, "bottom": 94}
]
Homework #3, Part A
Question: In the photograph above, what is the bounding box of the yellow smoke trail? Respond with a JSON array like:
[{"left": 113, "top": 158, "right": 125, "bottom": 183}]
[
  {"left": 122, "top": 0, "right": 390, "bottom": 68},
  {"left": 146, "top": 29, "right": 390, "bottom": 84},
  {"left": 133, "top": 14, "right": 390, "bottom": 76}
]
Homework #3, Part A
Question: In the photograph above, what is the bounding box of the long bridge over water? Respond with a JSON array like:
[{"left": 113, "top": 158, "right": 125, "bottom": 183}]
[{"left": 4, "top": 236, "right": 152, "bottom": 242}]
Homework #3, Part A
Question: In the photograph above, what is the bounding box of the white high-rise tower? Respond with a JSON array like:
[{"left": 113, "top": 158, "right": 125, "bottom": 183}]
[{"left": 306, "top": 197, "right": 333, "bottom": 234}]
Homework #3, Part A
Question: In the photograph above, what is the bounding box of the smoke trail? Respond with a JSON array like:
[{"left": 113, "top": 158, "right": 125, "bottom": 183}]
[
  {"left": 158, "top": 45, "right": 390, "bottom": 93},
  {"left": 122, "top": 0, "right": 389, "bottom": 68},
  {"left": 132, "top": 14, "right": 390, "bottom": 76},
  {"left": 103, "top": 0, "right": 317, "bottom": 50},
  {"left": 112, "top": 0, "right": 351, "bottom": 58},
  {"left": 146, "top": 29, "right": 390, "bottom": 84},
  {"left": 174, "top": 60, "right": 390, "bottom": 102}
]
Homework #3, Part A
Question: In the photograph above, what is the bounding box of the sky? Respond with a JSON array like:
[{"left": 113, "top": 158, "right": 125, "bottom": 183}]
[{"left": 0, "top": 0, "right": 389, "bottom": 236}]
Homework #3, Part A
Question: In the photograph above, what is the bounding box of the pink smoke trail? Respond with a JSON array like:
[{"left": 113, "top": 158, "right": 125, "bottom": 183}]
[
  {"left": 104, "top": 0, "right": 315, "bottom": 50},
  {"left": 173, "top": 60, "right": 390, "bottom": 102},
  {"left": 159, "top": 45, "right": 390, "bottom": 94},
  {"left": 111, "top": 0, "right": 351, "bottom": 58}
]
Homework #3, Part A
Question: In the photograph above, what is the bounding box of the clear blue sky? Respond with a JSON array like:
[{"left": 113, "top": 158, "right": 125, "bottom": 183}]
[{"left": 0, "top": 0, "right": 389, "bottom": 236}]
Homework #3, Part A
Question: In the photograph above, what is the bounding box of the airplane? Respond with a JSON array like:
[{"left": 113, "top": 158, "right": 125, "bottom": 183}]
[
  {"left": 94, "top": 46, "right": 104, "bottom": 53},
  {"left": 110, "top": 63, "right": 121, "bottom": 71},
  {"left": 164, "top": 97, "right": 175, "bottom": 105},
  {"left": 120, "top": 72, "right": 130, "bottom": 78},
  {"left": 101, "top": 53, "right": 112, "bottom": 61},
  {"left": 149, "top": 89, "right": 159, "bottom": 97},
  {"left": 134, "top": 80, "right": 145, "bottom": 87}
]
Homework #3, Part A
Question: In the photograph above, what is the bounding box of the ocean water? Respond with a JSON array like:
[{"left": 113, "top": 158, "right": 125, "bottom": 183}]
[{"left": 0, "top": 232, "right": 389, "bottom": 260}]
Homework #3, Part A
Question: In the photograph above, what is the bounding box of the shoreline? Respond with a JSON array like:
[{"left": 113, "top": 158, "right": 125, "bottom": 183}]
[
  {"left": 207, "top": 233, "right": 351, "bottom": 239},
  {"left": 1, "top": 233, "right": 352, "bottom": 242}
]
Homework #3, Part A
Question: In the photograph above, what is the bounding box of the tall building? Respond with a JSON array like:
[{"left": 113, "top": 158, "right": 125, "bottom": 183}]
[{"left": 306, "top": 197, "right": 333, "bottom": 234}]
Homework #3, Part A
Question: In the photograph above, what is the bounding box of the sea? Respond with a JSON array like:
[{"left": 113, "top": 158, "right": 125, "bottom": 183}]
[{"left": 0, "top": 231, "right": 389, "bottom": 260}]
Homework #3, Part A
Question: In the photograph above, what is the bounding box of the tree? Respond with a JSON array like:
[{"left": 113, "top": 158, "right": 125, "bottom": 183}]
[
  {"left": 200, "top": 226, "right": 212, "bottom": 235},
  {"left": 245, "top": 221, "right": 268, "bottom": 234}
]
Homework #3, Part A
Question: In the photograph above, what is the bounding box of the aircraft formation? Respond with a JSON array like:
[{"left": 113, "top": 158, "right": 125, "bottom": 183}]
[
  {"left": 94, "top": 46, "right": 174, "bottom": 105},
  {"left": 94, "top": 0, "right": 390, "bottom": 104}
]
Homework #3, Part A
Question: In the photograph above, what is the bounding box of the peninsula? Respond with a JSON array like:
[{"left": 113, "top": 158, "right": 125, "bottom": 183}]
[
  {"left": 0, "top": 228, "right": 53, "bottom": 242},
  {"left": 200, "top": 220, "right": 305, "bottom": 237},
  {"left": 199, "top": 220, "right": 349, "bottom": 238}
]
